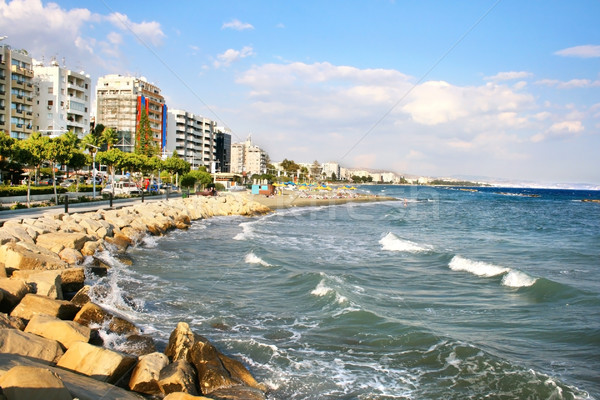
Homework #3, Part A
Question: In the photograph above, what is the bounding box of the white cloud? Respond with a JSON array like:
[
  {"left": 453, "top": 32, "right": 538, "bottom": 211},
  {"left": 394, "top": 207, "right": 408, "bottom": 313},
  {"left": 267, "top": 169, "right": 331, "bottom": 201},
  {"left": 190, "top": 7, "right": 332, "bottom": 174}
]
[
  {"left": 0, "top": 0, "right": 165, "bottom": 75},
  {"left": 535, "top": 78, "right": 600, "bottom": 89},
  {"left": 555, "top": 45, "right": 600, "bottom": 58},
  {"left": 485, "top": 71, "right": 532, "bottom": 81},
  {"left": 213, "top": 46, "right": 254, "bottom": 68},
  {"left": 532, "top": 120, "right": 584, "bottom": 143},
  {"left": 222, "top": 19, "right": 254, "bottom": 31},
  {"left": 106, "top": 12, "right": 165, "bottom": 46}
]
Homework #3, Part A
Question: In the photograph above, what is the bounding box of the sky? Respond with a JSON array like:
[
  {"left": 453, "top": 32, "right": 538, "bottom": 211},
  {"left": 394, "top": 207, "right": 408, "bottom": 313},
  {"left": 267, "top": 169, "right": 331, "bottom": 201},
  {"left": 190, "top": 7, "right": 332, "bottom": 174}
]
[{"left": 1, "top": 0, "right": 599, "bottom": 186}]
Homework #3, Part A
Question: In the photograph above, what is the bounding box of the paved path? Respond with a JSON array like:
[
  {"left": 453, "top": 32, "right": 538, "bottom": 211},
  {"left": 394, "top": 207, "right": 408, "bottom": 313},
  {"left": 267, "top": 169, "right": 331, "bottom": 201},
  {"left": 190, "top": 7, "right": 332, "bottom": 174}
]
[{"left": 0, "top": 193, "right": 181, "bottom": 226}]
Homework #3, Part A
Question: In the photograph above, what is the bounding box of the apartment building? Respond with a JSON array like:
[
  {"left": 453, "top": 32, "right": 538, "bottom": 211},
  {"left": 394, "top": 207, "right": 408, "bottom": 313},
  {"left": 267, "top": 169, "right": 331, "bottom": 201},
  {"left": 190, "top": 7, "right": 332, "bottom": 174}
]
[
  {"left": 215, "top": 128, "right": 231, "bottom": 173},
  {"left": 33, "top": 59, "right": 91, "bottom": 138},
  {"left": 0, "top": 44, "right": 34, "bottom": 139},
  {"left": 230, "top": 136, "right": 267, "bottom": 176},
  {"left": 96, "top": 74, "right": 167, "bottom": 153},
  {"left": 166, "top": 109, "right": 217, "bottom": 170}
]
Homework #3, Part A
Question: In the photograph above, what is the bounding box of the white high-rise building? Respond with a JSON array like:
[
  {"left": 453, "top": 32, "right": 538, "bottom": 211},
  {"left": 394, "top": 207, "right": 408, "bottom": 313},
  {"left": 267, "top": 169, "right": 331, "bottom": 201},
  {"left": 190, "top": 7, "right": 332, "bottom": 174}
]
[
  {"left": 33, "top": 59, "right": 91, "bottom": 138},
  {"left": 166, "top": 109, "right": 216, "bottom": 170},
  {"left": 230, "top": 135, "right": 267, "bottom": 176}
]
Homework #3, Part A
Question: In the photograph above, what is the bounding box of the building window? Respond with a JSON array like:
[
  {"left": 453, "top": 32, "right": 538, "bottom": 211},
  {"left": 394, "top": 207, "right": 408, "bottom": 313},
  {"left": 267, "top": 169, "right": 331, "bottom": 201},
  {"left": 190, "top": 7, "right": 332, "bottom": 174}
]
[
  {"left": 48, "top": 100, "right": 53, "bottom": 106},
  {"left": 47, "top": 87, "right": 53, "bottom": 94}
]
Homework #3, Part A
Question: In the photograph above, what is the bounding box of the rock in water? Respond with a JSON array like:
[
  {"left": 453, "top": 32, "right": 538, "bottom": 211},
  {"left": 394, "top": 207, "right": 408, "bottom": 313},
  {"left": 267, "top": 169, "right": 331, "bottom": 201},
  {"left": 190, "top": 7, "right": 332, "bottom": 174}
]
[
  {"left": 128, "top": 352, "right": 169, "bottom": 395},
  {"left": 158, "top": 359, "right": 199, "bottom": 395}
]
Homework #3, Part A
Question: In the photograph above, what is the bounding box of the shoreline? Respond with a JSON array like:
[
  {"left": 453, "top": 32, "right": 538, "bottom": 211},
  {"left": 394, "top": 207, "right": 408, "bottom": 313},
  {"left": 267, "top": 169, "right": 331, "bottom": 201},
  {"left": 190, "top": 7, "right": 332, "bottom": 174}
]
[
  {"left": 0, "top": 192, "right": 394, "bottom": 399},
  {"left": 244, "top": 191, "right": 398, "bottom": 209}
]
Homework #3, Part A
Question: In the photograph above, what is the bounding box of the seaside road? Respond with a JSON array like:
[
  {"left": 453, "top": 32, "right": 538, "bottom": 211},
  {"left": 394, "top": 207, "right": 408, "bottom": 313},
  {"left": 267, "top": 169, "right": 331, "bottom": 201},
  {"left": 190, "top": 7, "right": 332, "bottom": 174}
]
[{"left": 0, "top": 193, "right": 181, "bottom": 226}]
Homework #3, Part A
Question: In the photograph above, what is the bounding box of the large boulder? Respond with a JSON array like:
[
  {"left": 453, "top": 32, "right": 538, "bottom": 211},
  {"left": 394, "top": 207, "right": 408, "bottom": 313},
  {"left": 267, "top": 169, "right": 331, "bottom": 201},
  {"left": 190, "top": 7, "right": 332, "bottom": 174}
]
[
  {"left": 73, "top": 302, "right": 139, "bottom": 335},
  {"left": 10, "top": 293, "right": 80, "bottom": 321},
  {"left": 70, "top": 285, "right": 92, "bottom": 307},
  {"left": 128, "top": 352, "right": 169, "bottom": 395},
  {"left": 0, "top": 242, "right": 67, "bottom": 271},
  {"left": 163, "top": 393, "right": 212, "bottom": 400},
  {"left": 0, "top": 353, "right": 145, "bottom": 400},
  {"left": 0, "top": 328, "right": 64, "bottom": 363},
  {"left": 0, "top": 312, "right": 26, "bottom": 330},
  {"left": 25, "top": 314, "right": 91, "bottom": 349},
  {"left": 0, "top": 365, "right": 72, "bottom": 400},
  {"left": 218, "top": 353, "right": 266, "bottom": 392},
  {"left": 0, "top": 223, "right": 35, "bottom": 244},
  {"left": 187, "top": 335, "right": 239, "bottom": 395},
  {"left": 81, "top": 240, "right": 104, "bottom": 256},
  {"left": 10, "top": 270, "right": 63, "bottom": 299},
  {"left": 0, "top": 228, "right": 18, "bottom": 246},
  {"left": 57, "top": 341, "right": 137, "bottom": 384},
  {"left": 158, "top": 359, "right": 199, "bottom": 396},
  {"left": 36, "top": 232, "right": 91, "bottom": 253},
  {"left": 165, "top": 321, "right": 197, "bottom": 362},
  {"left": 58, "top": 247, "right": 85, "bottom": 265},
  {"left": 122, "top": 334, "right": 157, "bottom": 356},
  {"left": 60, "top": 268, "right": 86, "bottom": 293},
  {"left": 209, "top": 386, "right": 267, "bottom": 400},
  {"left": 0, "top": 278, "right": 30, "bottom": 312}
]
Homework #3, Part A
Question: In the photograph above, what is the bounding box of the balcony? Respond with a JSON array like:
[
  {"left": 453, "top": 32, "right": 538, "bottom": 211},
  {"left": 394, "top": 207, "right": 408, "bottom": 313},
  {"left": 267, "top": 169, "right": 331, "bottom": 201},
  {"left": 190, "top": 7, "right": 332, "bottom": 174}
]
[
  {"left": 11, "top": 79, "right": 24, "bottom": 89},
  {"left": 11, "top": 65, "right": 34, "bottom": 78}
]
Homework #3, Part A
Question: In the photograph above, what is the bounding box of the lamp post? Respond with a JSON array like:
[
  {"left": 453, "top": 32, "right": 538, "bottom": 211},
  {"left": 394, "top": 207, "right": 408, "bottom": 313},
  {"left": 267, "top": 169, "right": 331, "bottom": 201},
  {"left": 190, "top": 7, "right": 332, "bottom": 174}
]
[{"left": 86, "top": 143, "right": 100, "bottom": 199}]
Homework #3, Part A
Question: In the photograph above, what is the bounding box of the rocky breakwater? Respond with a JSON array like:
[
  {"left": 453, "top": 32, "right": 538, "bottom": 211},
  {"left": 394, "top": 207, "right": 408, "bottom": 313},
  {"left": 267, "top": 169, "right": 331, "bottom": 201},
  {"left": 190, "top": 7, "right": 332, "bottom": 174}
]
[{"left": 0, "top": 194, "right": 271, "bottom": 400}]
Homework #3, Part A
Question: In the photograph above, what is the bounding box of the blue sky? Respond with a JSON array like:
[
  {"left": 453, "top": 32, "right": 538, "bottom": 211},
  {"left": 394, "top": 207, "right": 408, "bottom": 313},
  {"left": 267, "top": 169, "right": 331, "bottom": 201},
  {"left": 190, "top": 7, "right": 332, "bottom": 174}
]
[{"left": 2, "top": 0, "right": 599, "bottom": 186}]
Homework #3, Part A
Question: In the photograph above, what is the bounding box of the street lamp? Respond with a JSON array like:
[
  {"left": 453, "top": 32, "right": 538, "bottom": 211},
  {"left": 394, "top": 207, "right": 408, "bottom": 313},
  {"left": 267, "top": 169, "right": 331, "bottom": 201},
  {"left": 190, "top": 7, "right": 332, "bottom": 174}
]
[{"left": 86, "top": 143, "right": 100, "bottom": 199}]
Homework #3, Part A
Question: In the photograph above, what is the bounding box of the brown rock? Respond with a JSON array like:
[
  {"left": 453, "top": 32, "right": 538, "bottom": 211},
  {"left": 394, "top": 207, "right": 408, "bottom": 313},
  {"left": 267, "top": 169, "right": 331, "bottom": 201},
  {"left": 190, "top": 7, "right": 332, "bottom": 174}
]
[
  {"left": 0, "top": 328, "right": 64, "bottom": 363},
  {"left": 58, "top": 247, "right": 84, "bottom": 265},
  {"left": 60, "top": 268, "right": 85, "bottom": 293},
  {"left": 187, "top": 336, "right": 239, "bottom": 394},
  {"left": 0, "top": 365, "right": 72, "bottom": 400},
  {"left": 165, "top": 321, "right": 197, "bottom": 362},
  {"left": 10, "top": 270, "right": 63, "bottom": 299},
  {"left": 123, "top": 334, "right": 157, "bottom": 356},
  {"left": 0, "top": 278, "right": 30, "bottom": 312},
  {"left": 128, "top": 352, "right": 169, "bottom": 395},
  {"left": 36, "top": 232, "right": 91, "bottom": 253},
  {"left": 70, "top": 285, "right": 92, "bottom": 307},
  {"left": 0, "top": 242, "right": 67, "bottom": 271},
  {"left": 104, "top": 234, "right": 131, "bottom": 252},
  {"left": 57, "top": 341, "right": 137, "bottom": 384},
  {"left": 0, "top": 228, "right": 18, "bottom": 246},
  {"left": 209, "top": 386, "right": 267, "bottom": 400},
  {"left": 81, "top": 239, "right": 104, "bottom": 256},
  {"left": 158, "top": 359, "right": 199, "bottom": 396},
  {"left": 10, "top": 293, "right": 80, "bottom": 321},
  {"left": 1, "top": 223, "right": 35, "bottom": 244},
  {"left": 163, "top": 393, "right": 213, "bottom": 400},
  {"left": 0, "top": 312, "right": 26, "bottom": 330},
  {"left": 25, "top": 314, "right": 91, "bottom": 349},
  {"left": 0, "top": 353, "right": 145, "bottom": 400},
  {"left": 73, "top": 302, "right": 139, "bottom": 335},
  {"left": 219, "top": 354, "right": 266, "bottom": 392}
]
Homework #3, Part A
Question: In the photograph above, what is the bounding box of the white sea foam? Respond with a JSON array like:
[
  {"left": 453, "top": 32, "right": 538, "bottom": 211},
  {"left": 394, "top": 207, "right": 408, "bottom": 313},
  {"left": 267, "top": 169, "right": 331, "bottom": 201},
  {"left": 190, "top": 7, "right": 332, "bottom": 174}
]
[
  {"left": 448, "top": 255, "right": 509, "bottom": 277},
  {"left": 245, "top": 252, "right": 272, "bottom": 267},
  {"left": 501, "top": 270, "right": 538, "bottom": 287},
  {"left": 311, "top": 280, "right": 348, "bottom": 304},
  {"left": 233, "top": 221, "right": 254, "bottom": 241},
  {"left": 449, "top": 256, "right": 537, "bottom": 287},
  {"left": 379, "top": 232, "right": 431, "bottom": 253}
]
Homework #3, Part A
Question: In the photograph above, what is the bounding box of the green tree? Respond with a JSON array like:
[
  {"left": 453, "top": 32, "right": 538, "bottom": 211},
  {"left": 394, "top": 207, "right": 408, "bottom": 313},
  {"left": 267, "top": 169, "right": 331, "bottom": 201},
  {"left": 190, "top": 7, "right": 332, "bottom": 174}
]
[
  {"left": 164, "top": 152, "right": 190, "bottom": 187},
  {"left": 181, "top": 169, "right": 212, "bottom": 191},
  {"left": 135, "top": 105, "right": 159, "bottom": 157},
  {"left": 310, "top": 160, "right": 321, "bottom": 180},
  {"left": 0, "top": 132, "right": 16, "bottom": 184},
  {"left": 46, "top": 135, "right": 75, "bottom": 203},
  {"left": 280, "top": 158, "right": 300, "bottom": 176},
  {"left": 15, "top": 133, "right": 48, "bottom": 206},
  {"left": 96, "top": 148, "right": 125, "bottom": 185},
  {"left": 101, "top": 127, "right": 118, "bottom": 151}
]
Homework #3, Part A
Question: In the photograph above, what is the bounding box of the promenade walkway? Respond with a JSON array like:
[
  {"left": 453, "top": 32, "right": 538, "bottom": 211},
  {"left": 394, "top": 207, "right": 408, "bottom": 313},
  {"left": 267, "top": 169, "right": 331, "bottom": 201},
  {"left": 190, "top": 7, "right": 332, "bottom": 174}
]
[{"left": 0, "top": 193, "right": 181, "bottom": 226}]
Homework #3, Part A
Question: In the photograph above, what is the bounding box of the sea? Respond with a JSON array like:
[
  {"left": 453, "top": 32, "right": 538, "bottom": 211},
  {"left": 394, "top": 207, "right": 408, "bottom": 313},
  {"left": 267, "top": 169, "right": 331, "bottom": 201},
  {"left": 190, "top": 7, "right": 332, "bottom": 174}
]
[{"left": 86, "top": 185, "right": 600, "bottom": 400}]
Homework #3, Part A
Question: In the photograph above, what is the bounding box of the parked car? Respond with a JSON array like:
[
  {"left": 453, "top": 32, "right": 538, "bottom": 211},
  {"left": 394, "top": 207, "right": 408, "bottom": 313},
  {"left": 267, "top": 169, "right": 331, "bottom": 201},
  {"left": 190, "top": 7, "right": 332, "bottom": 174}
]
[
  {"left": 101, "top": 181, "right": 142, "bottom": 196},
  {"left": 60, "top": 178, "right": 82, "bottom": 188}
]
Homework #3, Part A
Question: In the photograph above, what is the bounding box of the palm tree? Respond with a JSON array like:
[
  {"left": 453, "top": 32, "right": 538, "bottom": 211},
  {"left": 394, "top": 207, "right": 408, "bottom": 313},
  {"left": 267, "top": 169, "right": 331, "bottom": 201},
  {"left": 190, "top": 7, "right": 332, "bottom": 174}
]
[{"left": 101, "top": 127, "right": 118, "bottom": 151}]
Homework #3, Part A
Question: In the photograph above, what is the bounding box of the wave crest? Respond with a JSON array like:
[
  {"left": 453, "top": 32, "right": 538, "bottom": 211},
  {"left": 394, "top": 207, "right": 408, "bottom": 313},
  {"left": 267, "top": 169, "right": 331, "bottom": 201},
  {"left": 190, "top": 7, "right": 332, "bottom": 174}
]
[
  {"left": 245, "top": 252, "right": 272, "bottom": 267},
  {"left": 379, "top": 232, "right": 432, "bottom": 253},
  {"left": 449, "top": 256, "right": 537, "bottom": 287}
]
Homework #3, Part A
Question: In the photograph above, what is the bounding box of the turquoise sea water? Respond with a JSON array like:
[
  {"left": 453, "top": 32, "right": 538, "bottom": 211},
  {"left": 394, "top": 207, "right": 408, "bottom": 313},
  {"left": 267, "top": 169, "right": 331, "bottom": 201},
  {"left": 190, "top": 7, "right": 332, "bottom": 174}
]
[{"left": 88, "top": 186, "right": 600, "bottom": 399}]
